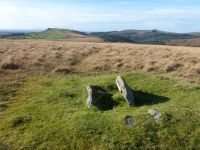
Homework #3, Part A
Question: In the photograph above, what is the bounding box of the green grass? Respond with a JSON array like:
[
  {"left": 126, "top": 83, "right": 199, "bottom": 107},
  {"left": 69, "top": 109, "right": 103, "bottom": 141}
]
[
  {"left": 10, "top": 28, "right": 84, "bottom": 40},
  {"left": 0, "top": 72, "right": 200, "bottom": 149}
]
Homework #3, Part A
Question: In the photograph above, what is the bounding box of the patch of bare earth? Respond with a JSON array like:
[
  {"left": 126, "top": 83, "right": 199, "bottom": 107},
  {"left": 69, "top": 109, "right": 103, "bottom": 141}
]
[{"left": 0, "top": 39, "right": 200, "bottom": 82}]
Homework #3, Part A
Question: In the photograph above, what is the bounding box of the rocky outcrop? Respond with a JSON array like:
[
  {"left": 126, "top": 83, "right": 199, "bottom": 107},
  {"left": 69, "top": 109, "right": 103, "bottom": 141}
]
[{"left": 116, "top": 76, "right": 135, "bottom": 106}]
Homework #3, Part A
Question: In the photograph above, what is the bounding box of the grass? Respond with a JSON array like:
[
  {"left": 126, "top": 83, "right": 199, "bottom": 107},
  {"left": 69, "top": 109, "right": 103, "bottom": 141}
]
[
  {"left": 1, "top": 40, "right": 200, "bottom": 83},
  {"left": 19, "top": 29, "right": 72, "bottom": 40},
  {"left": 0, "top": 72, "right": 200, "bottom": 149}
]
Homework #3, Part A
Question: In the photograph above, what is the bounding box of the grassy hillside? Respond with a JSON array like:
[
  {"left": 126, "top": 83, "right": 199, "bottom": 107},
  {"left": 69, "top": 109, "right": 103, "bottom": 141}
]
[
  {"left": 2, "top": 28, "right": 102, "bottom": 42},
  {"left": 1, "top": 40, "right": 200, "bottom": 83},
  {"left": 0, "top": 72, "right": 200, "bottom": 149},
  {"left": 90, "top": 29, "right": 199, "bottom": 45},
  {"left": 22, "top": 28, "right": 87, "bottom": 40}
]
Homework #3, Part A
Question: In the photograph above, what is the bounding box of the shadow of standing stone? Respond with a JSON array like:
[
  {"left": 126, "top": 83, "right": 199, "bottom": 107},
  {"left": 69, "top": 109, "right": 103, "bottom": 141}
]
[
  {"left": 86, "top": 85, "right": 119, "bottom": 110},
  {"left": 134, "top": 91, "right": 169, "bottom": 106},
  {"left": 116, "top": 76, "right": 135, "bottom": 106}
]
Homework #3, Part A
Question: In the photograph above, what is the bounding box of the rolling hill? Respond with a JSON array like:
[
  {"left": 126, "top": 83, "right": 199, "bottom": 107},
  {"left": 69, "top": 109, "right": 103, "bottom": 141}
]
[
  {"left": 0, "top": 28, "right": 102, "bottom": 42},
  {"left": 1, "top": 28, "right": 200, "bottom": 46},
  {"left": 90, "top": 29, "right": 199, "bottom": 45}
]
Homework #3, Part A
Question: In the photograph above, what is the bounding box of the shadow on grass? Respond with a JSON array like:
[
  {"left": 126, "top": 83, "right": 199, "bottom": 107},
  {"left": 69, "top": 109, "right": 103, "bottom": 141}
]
[
  {"left": 134, "top": 90, "right": 169, "bottom": 106},
  {"left": 91, "top": 86, "right": 119, "bottom": 111}
]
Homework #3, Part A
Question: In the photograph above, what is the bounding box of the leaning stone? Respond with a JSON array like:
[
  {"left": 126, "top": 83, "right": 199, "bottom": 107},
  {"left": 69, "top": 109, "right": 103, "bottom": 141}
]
[
  {"left": 86, "top": 85, "right": 93, "bottom": 108},
  {"left": 124, "top": 115, "right": 133, "bottom": 128},
  {"left": 148, "top": 109, "right": 162, "bottom": 123},
  {"left": 116, "top": 76, "right": 135, "bottom": 106}
]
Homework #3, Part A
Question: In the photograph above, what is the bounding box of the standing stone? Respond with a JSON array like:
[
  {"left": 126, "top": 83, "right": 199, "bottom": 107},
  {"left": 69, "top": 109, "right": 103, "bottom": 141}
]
[
  {"left": 116, "top": 76, "right": 135, "bottom": 106},
  {"left": 86, "top": 85, "right": 117, "bottom": 110},
  {"left": 148, "top": 109, "right": 162, "bottom": 123},
  {"left": 86, "top": 85, "right": 93, "bottom": 108}
]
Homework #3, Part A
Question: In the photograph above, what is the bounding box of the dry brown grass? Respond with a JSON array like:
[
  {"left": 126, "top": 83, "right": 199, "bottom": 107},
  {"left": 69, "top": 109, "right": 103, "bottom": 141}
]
[
  {"left": 166, "top": 38, "right": 200, "bottom": 47},
  {"left": 0, "top": 39, "right": 200, "bottom": 82}
]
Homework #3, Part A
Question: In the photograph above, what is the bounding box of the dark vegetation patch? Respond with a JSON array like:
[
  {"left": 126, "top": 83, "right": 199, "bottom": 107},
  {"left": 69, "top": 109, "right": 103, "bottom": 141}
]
[
  {"left": 1, "top": 56, "right": 21, "bottom": 70},
  {"left": 0, "top": 79, "right": 26, "bottom": 102},
  {"left": 11, "top": 116, "right": 32, "bottom": 128},
  {"left": 165, "top": 62, "right": 183, "bottom": 72}
]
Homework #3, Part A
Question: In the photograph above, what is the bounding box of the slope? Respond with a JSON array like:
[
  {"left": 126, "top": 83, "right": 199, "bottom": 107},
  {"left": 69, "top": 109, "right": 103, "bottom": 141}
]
[
  {"left": 2, "top": 28, "right": 102, "bottom": 42},
  {"left": 0, "top": 72, "right": 200, "bottom": 149},
  {"left": 90, "top": 29, "right": 198, "bottom": 45}
]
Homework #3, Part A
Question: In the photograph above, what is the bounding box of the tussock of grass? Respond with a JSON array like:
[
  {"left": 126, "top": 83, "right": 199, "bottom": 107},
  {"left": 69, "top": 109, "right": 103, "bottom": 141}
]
[
  {"left": 1, "top": 40, "right": 200, "bottom": 83},
  {"left": 0, "top": 72, "right": 200, "bottom": 149}
]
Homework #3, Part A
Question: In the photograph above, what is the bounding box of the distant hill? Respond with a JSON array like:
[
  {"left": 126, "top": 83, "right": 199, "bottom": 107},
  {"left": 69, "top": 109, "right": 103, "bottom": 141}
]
[
  {"left": 0, "top": 28, "right": 102, "bottom": 42},
  {"left": 1, "top": 28, "right": 200, "bottom": 46},
  {"left": 90, "top": 29, "right": 199, "bottom": 45}
]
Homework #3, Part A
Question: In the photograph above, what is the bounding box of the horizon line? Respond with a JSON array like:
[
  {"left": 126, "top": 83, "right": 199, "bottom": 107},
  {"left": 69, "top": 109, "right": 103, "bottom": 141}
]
[{"left": 0, "top": 28, "right": 199, "bottom": 34}]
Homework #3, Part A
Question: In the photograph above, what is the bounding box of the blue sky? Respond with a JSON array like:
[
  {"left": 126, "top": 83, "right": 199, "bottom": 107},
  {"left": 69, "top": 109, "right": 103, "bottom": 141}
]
[{"left": 0, "top": 0, "right": 200, "bottom": 32}]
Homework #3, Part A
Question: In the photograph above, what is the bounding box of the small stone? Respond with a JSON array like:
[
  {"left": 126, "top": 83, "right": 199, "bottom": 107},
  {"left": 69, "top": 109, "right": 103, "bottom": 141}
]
[
  {"left": 124, "top": 115, "right": 133, "bottom": 128},
  {"left": 148, "top": 109, "right": 162, "bottom": 123},
  {"left": 115, "top": 62, "right": 123, "bottom": 68},
  {"left": 116, "top": 76, "right": 135, "bottom": 106}
]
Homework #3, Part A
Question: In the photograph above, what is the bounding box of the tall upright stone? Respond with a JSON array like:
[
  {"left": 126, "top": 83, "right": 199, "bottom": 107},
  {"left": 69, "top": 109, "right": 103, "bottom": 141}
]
[
  {"left": 86, "top": 85, "right": 93, "bottom": 108},
  {"left": 116, "top": 76, "right": 135, "bottom": 106}
]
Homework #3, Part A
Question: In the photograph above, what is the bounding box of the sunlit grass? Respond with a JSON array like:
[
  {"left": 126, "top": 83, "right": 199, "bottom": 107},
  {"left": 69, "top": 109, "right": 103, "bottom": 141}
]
[{"left": 0, "top": 72, "right": 200, "bottom": 149}]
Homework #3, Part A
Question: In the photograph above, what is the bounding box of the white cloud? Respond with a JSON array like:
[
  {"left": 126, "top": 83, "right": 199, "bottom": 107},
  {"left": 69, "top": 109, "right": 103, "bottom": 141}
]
[
  {"left": 0, "top": 1, "right": 123, "bottom": 29},
  {"left": 0, "top": 0, "right": 200, "bottom": 32}
]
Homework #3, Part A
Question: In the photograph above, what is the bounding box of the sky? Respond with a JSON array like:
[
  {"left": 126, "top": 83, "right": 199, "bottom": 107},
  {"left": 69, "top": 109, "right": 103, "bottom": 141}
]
[{"left": 0, "top": 0, "right": 200, "bottom": 32}]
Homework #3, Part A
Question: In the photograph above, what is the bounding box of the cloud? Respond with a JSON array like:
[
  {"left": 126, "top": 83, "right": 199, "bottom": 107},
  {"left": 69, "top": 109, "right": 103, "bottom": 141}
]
[
  {"left": 0, "top": 0, "right": 200, "bottom": 32},
  {"left": 0, "top": 1, "right": 123, "bottom": 29}
]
